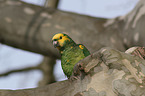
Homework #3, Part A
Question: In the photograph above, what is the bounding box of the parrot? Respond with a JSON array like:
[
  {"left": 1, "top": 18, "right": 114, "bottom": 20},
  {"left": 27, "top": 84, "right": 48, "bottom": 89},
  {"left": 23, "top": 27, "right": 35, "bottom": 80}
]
[{"left": 52, "top": 33, "right": 90, "bottom": 78}]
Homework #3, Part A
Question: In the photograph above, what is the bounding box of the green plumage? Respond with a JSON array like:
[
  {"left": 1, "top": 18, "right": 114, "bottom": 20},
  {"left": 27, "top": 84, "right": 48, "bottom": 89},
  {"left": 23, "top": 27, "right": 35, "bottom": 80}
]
[
  {"left": 61, "top": 44, "right": 90, "bottom": 77},
  {"left": 52, "top": 33, "right": 90, "bottom": 78}
]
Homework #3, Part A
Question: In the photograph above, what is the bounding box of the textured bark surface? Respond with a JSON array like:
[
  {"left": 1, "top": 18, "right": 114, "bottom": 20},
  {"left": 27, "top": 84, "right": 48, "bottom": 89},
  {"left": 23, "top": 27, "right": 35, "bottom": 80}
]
[
  {"left": 0, "top": 47, "right": 145, "bottom": 96},
  {"left": 0, "top": 0, "right": 126, "bottom": 59}
]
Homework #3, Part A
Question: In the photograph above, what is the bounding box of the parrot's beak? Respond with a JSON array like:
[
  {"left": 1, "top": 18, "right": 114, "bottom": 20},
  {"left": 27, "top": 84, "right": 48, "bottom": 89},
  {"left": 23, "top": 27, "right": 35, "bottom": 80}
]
[{"left": 53, "top": 40, "right": 59, "bottom": 48}]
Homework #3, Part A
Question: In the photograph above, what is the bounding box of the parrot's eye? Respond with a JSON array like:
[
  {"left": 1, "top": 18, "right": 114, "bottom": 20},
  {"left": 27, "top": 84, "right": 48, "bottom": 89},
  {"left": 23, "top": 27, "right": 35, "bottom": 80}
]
[
  {"left": 60, "top": 36, "right": 62, "bottom": 39},
  {"left": 53, "top": 39, "right": 57, "bottom": 41}
]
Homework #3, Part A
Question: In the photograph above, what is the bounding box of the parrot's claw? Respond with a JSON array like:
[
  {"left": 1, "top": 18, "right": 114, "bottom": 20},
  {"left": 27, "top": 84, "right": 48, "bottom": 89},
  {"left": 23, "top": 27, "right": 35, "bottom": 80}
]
[
  {"left": 69, "top": 75, "right": 79, "bottom": 82},
  {"left": 77, "top": 62, "right": 84, "bottom": 71}
]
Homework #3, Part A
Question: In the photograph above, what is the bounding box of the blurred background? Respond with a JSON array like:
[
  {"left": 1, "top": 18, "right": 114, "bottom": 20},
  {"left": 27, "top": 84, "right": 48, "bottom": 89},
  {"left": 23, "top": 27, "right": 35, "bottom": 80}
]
[{"left": 0, "top": 0, "right": 138, "bottom": 89}]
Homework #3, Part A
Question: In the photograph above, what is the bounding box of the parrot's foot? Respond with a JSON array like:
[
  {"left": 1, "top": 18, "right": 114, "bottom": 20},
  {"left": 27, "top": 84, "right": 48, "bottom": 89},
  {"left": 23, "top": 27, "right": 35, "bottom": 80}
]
[
  {"left": 73, "top": 62, "right": 83, "bottom": 77},
  {"left": 77, "top": 62, "right": 84, "bottom": 71},
  {"left": 69, "top": 75, "right": 79, "bottom": 82}
]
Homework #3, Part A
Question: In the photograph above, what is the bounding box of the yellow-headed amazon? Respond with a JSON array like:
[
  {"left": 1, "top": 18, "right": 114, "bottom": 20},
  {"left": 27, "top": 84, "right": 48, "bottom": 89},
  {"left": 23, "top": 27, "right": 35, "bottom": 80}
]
[{"left": 52, "top": 33, "right": 90, "bottom": 78}]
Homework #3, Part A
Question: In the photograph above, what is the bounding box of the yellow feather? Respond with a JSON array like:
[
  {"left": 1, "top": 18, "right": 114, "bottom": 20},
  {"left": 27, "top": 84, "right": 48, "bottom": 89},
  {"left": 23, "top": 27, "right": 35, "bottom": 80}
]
[
  {"left": 79, "top": 45, "right": 84, "bottom": 49},
  {"left": 52, "top": 33, "right": 70, "bottom": 47}
]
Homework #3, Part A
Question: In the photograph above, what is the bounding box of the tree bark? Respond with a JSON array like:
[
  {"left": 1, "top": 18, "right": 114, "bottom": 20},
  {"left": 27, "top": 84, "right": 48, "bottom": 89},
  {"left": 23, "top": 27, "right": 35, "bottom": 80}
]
[
  {"left": 107, "top": 0, "right": 145, "bottom": 48},
  {"left": 0, "top": 47, "right": 145, "bottom": 96},
  {"left": 0, "top": 0, "right": 127, "bottom": 59},
  {"left": 1, "top": 0, "right": 144, "bottom": 59},
  {"left": 44, "top": 0, "right": 59, "bottom": 8}
]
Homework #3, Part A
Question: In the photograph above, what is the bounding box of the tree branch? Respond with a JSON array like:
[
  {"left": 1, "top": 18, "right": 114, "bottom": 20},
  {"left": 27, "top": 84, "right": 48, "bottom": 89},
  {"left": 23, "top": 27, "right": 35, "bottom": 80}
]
[
  {"left": 0, "top": 0, "right": 127, "bottom": 59},
  {"left": 0, "top": 66, "right": 40, "bottom": 77},
  {"left": 105, "top": 0, "right": 145, "bottom": 48},
  {"left": 44, "top": 0, "right": 59, "bottom": 8},
  {"left": 0, "top": 47, "right": 145, "bottom": 96},
  {"left": 38, "top": 57, "right": 56, "bottom": 86}
]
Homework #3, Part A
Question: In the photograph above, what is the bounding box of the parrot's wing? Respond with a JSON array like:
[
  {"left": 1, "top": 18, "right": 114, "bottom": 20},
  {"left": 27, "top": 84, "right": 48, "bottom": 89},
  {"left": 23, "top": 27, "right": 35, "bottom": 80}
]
[{"left": 77, "top": 44, "right": 90, "bottom": 57}]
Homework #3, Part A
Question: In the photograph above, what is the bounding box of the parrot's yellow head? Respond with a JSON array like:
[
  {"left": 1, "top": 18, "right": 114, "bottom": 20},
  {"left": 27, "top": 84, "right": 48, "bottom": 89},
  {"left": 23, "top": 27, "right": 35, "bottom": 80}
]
[{"left": 52, "top": 33, "right": 74, "bottom": 50}]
